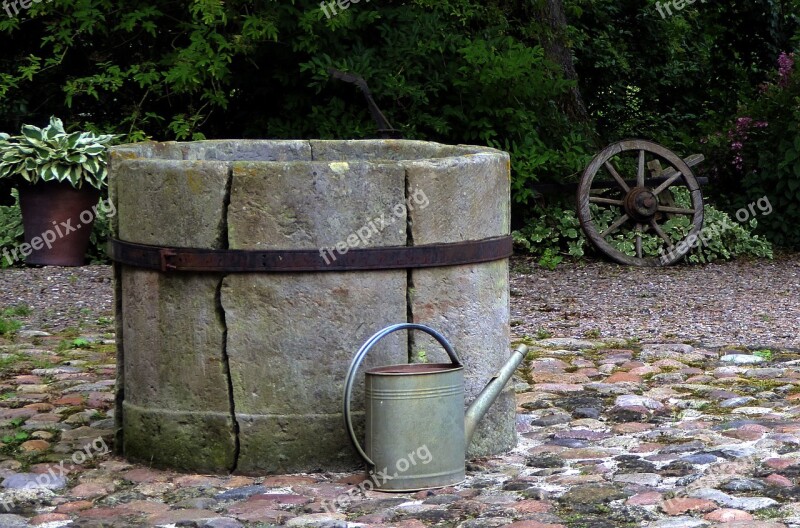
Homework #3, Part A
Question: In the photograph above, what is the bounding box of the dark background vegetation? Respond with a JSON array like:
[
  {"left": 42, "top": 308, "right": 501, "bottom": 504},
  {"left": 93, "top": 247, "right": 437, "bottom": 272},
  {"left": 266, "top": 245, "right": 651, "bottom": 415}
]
[{"left": 0, "top": 0, "right": 799, "bottom": 254}]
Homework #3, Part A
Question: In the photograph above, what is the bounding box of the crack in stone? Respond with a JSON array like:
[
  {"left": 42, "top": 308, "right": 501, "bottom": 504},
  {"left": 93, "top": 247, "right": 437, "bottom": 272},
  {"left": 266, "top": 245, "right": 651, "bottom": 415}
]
[
  {"left": 405, "top": 168, "right": 415, "bottom": 359},
  {"left": 217, "top": 278, "right": 240, "bottom": 473},
  {"left": 219, "top": 164, "right": 240, "bottom": 473}
]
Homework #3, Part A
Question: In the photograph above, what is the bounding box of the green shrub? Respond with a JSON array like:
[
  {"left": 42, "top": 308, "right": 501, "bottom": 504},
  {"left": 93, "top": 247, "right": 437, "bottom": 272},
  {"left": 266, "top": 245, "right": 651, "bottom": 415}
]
[
  {"left": 706, "top": 51, "right": 800, "bottom": 248},
  {"left": 513, "top": 189, "right": 772, "bottom": 266},
  {"left": 0, "top": 188, "right": 23, "bottom": 268},
  {"left": 0, "top": 0, "right": 596, "bottom": 200},
  {"left": 569, "top": 0, "right": 800, "bottom": 149}
]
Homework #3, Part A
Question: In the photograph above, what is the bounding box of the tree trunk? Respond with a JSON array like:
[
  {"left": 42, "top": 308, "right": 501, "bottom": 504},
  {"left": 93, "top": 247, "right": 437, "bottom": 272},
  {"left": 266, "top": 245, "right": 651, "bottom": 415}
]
[{"left": 536, "top": 0, "right": 594, "bottom": 132}]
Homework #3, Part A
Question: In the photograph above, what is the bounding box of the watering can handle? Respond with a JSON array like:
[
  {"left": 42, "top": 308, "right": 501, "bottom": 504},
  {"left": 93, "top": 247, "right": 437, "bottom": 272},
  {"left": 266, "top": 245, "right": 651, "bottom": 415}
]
[{"left": 343, "top": 323, "right": 462, "bottom": 467}]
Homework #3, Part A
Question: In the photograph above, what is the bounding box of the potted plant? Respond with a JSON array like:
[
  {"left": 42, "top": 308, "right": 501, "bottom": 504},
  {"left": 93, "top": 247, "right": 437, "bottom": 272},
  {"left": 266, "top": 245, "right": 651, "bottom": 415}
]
[{"left": 0, "top": 117, "right": 115, "bottom": 266}]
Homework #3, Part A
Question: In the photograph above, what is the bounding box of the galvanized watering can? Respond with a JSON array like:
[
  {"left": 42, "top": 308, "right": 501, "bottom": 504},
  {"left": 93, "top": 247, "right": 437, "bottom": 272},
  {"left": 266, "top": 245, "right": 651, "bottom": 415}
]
[{"left": 343, "top": 323, "right": 528, "bottom": 491}]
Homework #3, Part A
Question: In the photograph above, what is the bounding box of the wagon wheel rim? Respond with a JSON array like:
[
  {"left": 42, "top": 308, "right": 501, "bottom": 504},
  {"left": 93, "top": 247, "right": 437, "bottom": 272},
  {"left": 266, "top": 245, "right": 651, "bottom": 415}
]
[{"left": 577, "top": 139, "right": 704, "bottom": 267}]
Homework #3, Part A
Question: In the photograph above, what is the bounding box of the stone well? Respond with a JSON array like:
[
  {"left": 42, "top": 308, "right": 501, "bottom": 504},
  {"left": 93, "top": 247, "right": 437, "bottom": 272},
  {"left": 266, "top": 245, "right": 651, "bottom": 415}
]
[{"left": 108, "top": 139, "right": 513, "bottom": 474}]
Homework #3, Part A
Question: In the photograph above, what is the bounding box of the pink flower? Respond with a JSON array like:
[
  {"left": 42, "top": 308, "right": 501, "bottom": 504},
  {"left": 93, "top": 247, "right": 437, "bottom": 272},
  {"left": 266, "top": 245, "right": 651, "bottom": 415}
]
[
  {"left": 733, "top": 154, "right": 744, "bottom": 171},
  {"left": 778, "top": 52, "right": 794, "bottom": 86}
]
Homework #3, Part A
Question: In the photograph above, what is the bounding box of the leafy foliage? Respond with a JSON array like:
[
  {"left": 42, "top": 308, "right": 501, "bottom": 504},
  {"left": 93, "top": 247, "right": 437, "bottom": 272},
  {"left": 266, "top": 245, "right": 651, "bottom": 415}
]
[
  {"left": 0, "top": 0, "right": 596, "bottom": 201},
  {"left": 0, "top": 188, "right": 22, "bottom": 268},
  {"left": 569, "top": 0, "right": 800, "bottom": 150},
  {"left": 706, "top": 52, "right": 800, "bottom": 248},
  {"left": 0, "top": 117, "right": 115, "bottom": 190},
  {"left": 513, "top": 188, "right": 772, "bottom": 266},
  {"left": 0, "top": 0, "right": 796, "bottom": 260}
]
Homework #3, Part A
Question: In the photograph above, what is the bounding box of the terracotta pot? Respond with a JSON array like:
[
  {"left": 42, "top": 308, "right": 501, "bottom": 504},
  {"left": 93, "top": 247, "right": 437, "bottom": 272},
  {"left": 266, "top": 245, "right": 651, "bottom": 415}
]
[{"left": 18, "top": 181, "right": 100, "bottom": 266}]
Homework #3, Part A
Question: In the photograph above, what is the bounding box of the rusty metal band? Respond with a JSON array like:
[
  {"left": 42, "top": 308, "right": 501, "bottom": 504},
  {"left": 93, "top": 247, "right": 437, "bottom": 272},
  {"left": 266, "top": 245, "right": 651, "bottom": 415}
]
[{"left": 108, "top": 236, "right": 513, "bottom": 273}]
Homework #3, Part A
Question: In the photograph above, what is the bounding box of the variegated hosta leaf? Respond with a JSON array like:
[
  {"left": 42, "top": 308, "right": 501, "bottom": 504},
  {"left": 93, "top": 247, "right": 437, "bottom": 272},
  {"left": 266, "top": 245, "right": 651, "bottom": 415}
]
[
  {"left": 69, "top": 165, "right": 82, "bottom": 184},
  {"left": 95, "top": 134, "right": 116, "bottom": 144},
  {"left": 67, "top": 166, "right": 82, "bottom": 186},
  {"left": 83, "top": 157, "right": 100, "bottom": 174},
  {"left": 21, "top": 125, "right": 44, "bottom": 142},
  {"left": 23, "top": 137, "right": 45, "bottom": 149},
  {"left": 0, "top": 165, "right": 14, "bottom": 178},
  {"left": 19, "top": 169, "right": 34, "bottom": 183},
  {"left": 55, "top": 164, "right": 71, "bottom": 181},
  {"left": 65, "top": 132, "right": 80, "bottom": 149},
  {"left": 54, "top": 135, "right": 68, "bottom": 149},
  {"left": 40, "top": 163, "right": 54, "bottom": 180},
  {"left": 47, "top": 117, "right": 65, "bottom": 136},
  {"left": 33, "top": 146, "right": 53, "bottom": 158},
  {"left": 83, "top": 145, "right": 105, "bottom": 155}
]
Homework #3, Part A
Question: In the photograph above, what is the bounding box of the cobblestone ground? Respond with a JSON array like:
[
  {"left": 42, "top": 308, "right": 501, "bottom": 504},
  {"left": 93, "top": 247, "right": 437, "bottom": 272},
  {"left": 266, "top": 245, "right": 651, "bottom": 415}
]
[{"left": 2, "top": 269, "right": 800, "bottom": 526}]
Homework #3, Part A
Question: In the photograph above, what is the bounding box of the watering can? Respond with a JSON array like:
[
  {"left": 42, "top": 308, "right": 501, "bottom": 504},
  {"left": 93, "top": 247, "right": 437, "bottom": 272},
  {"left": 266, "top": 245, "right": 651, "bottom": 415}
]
[{"left": 343, "top": 323, "right": 528, "bottom": 492}]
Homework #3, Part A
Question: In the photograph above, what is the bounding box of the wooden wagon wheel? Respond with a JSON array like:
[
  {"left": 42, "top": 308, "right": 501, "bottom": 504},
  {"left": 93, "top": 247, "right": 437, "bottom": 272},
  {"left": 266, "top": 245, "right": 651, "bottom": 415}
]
[{"left": 577, "top": 139, "right": 704, "bottom": 267}]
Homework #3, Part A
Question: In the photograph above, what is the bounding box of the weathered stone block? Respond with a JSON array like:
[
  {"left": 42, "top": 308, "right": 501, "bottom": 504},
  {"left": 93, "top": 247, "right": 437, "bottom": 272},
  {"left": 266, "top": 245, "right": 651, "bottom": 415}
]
[
  {"left": 224, "top": 160, "right": 409, "bottom": 470},
  {"left": 123, "top": 402, "right": 235, "bottom": 472},
  {"left": 111, "top": 154, "right": 234, "bottom": 468},
  {"left": 115, "top": 159, "right": 230, "bottom": 247},
  {"left": 184, "top": 140, "right": 312, "bottom": 162},
  {"left": 236, "top": 413, "right": 363, "bottom": 474},
  {"left": 121, "top": 270, "right": 229, "bottom": 411},
  {"left": 227, "top": 160, "right": 407, "bottom": 249},
  {"left": 405, "top": 150, "right": 512, "bottom": 456}
]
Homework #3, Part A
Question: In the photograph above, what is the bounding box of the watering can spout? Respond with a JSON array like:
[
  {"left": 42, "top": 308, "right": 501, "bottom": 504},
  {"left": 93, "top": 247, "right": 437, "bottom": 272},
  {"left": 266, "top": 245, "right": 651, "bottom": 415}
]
[{"left": 464, "top": 344, "right": 528, "bottom": 450}]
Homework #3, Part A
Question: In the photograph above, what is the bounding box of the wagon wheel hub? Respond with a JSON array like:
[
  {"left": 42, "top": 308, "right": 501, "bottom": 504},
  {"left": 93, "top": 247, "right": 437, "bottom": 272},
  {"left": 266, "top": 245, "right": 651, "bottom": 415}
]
[{"left": 624, "top": 187, "right": 659, "bottom": 222}]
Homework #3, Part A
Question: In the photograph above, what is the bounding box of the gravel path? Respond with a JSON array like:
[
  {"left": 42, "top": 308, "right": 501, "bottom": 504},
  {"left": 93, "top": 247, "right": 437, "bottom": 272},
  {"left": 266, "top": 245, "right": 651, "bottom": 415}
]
[
  {"left": 1, "top": 255, "right": 799, "bottom": 347},
  {"left": 510, "top": 254, "right": 800, "bottom": 350},
  {"left": 0, "top": 266, "right": 112, "bottom": 332}
]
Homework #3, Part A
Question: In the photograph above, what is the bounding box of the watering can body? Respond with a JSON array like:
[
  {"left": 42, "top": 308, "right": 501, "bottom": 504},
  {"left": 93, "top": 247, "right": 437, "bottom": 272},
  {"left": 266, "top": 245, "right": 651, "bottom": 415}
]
[
  {"left": 365, "top": 363, "right": 466, "bottom": 490},
  {"left": 344, "top": 323, "right": 528, "bottom": 492}
]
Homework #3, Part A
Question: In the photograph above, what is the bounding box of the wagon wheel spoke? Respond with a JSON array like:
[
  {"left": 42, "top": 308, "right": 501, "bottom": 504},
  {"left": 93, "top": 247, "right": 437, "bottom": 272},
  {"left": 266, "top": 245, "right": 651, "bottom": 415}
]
[
  {"left": 601, "top": 213, "right": 630, "bottom": 238},
  {"left": 637, "top": 150, "right": 646, "bottom": 187},
  {"left": 604, "top": 161, "right": 630, "bottom": 192},
  {"left": 649, "top": 219, "right": 674, "bottom": 247},
  {"left": 653, "top": 170, "right": 683, "bottom": 195},
  {"left": 658, "top": 205, "right": 696, "bottom": 215},
  {"left": 589, "top": 197, "right": 624, "bottom": 206}
]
